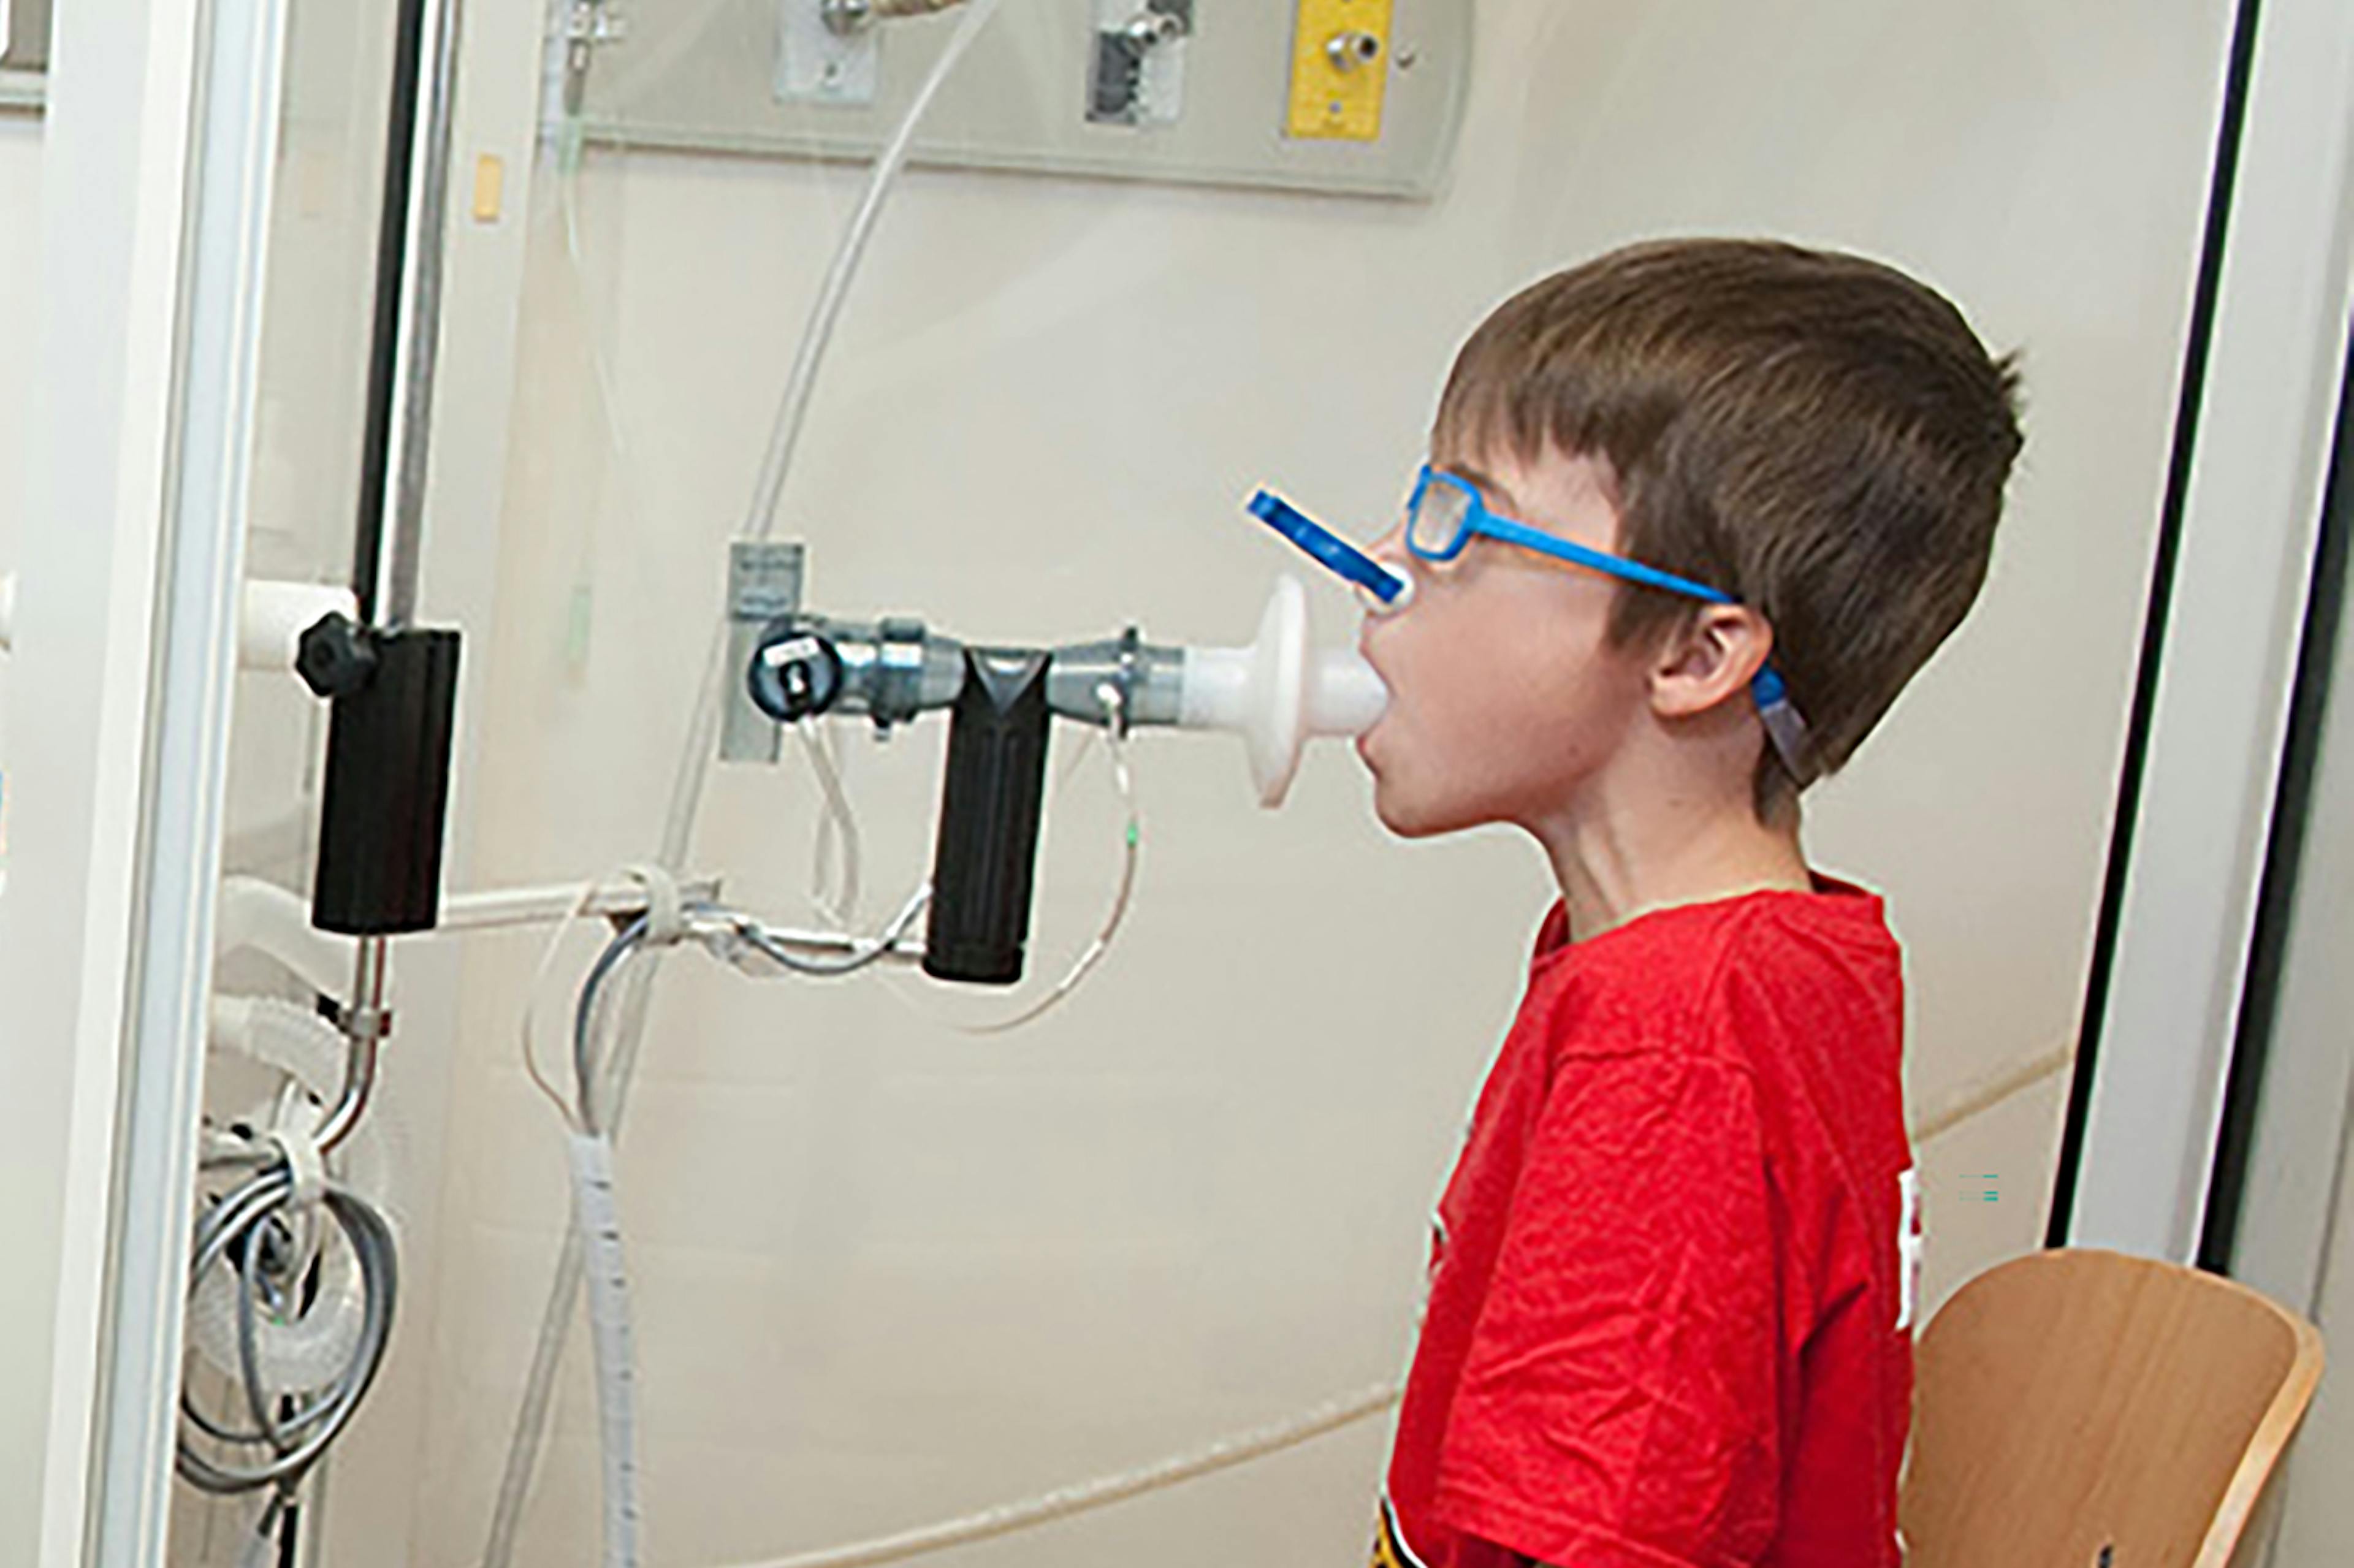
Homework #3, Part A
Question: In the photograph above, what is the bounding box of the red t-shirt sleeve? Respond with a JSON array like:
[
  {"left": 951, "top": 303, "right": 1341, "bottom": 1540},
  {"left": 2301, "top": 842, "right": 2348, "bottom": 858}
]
[{"left": 1429, "top": 1049, "right": 1783, "bottom": 1568}]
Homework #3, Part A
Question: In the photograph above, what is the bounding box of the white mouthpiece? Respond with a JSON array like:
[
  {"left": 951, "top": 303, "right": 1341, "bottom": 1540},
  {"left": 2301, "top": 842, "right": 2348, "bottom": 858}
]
[{"left": 1177, "top": 576, "right": 1388, "bottom": 808}]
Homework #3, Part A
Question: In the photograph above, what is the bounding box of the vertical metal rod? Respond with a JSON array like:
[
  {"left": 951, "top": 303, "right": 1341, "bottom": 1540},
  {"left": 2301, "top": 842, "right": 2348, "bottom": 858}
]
[
  {"left": 318, "top": 937, "right": 390, "bottom": 1154},
  {"left": 349, "top": 0, "right": 430, "bottom": 624},
  {"left": 383, "top": 0, "right": 466, "bottom": 627}
]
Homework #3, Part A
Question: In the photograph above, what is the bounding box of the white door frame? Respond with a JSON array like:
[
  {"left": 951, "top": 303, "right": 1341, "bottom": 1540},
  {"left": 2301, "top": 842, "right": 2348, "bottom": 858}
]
[
  {"left": 2060, "top": 0, "right": 2354, "bottom": 1262},
  {"left": 0, "top": 0, "right": 279, "bottom": 1563}
]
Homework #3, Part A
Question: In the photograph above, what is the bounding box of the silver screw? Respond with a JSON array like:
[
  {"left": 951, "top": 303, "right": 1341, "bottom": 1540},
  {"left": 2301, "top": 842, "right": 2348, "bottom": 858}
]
[
  {"left": 1126, "top": 12, "right": 1185, "bottom": 48},
  {"left": 820, "top": 0, "right": 874, "bottom": 38}
]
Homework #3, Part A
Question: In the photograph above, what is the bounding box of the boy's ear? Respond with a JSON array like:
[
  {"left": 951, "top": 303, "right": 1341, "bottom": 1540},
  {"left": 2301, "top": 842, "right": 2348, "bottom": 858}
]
[{"left": 1647, "top": 603, "right": 1775, "bottom": 720}]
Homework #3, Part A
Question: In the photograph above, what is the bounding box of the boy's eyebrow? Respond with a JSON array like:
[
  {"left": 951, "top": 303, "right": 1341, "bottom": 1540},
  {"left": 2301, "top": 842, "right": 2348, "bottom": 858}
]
[{"left": 1441, "top": 461, "right": 1524, "bottom": 517}]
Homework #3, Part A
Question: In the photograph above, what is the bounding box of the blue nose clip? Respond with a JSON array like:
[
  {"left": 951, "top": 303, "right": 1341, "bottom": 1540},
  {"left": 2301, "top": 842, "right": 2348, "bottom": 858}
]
[{"left": 1246, "top": 490, "right": 1411, "bottom": 607}]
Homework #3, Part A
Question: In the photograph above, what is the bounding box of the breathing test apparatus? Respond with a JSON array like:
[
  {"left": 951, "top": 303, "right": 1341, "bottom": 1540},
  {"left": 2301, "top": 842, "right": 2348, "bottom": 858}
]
[{"left": 740, "top": 486, "right": 1398, "bottom": 987}]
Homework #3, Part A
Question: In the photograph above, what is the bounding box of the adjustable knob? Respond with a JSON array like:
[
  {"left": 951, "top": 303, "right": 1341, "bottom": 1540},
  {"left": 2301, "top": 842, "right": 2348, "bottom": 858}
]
[
  {"left": 296, "top": 614, "right": 379, "bottom": 700},
  {"left": 748, "top": 622, "right": 847, "bottom": 723}
]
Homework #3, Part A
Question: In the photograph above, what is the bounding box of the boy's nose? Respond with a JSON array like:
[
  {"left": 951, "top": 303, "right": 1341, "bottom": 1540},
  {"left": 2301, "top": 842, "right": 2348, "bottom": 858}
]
[{"left": 1361, "top": 527, "right": 1419, "bottom": 615}]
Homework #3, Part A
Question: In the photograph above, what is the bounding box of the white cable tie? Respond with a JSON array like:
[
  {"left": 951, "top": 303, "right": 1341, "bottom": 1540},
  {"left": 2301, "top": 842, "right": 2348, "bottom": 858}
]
[
  {"left": 270, "top": 1124, "right": 328, "bottom": 1214},
  {"left": 625, "top": 865, "right": 688, "bottom": 948}
]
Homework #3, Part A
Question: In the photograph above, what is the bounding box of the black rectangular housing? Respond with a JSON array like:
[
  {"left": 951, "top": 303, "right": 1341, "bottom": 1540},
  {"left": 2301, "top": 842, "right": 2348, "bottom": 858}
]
[
  {"left": 924, "top": 648, "right": 1053, "bottom": 987},
  {"left": 311, "top": 628, "right": 462, "bottom": 935}
]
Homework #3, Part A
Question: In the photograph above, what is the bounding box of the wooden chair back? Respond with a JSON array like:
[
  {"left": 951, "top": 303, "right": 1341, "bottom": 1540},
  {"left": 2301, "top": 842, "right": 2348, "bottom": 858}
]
[{"left": 1899, "top": 1247, "right": 2322, "bottom": 1567}]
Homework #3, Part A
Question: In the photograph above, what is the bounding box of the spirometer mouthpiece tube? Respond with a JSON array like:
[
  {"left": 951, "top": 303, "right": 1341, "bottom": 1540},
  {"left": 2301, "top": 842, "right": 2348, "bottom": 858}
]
[
  {"left": 1173, "top": 576, "right": 1387, "bottom": 808},
  {"left": 745, "top": 578, "right": 1385, "bottom": 813}
]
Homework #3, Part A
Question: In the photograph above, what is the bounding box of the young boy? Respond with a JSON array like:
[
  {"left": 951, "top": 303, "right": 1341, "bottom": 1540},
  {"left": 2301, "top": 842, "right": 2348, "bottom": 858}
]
[{"left": 1357, "top": 240, "right": 2022, "bottom": 1567}]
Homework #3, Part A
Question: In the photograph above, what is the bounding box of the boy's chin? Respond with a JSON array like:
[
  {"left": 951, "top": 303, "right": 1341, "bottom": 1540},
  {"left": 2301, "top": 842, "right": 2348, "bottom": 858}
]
[{"left": 1370, "top": 778, "right": 1479, "bottom": 840}]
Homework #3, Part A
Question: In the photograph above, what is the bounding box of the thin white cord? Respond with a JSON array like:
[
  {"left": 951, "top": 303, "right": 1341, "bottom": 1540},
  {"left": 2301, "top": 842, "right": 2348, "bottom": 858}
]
[
  {"left": 742, "top": 0, "right": 1007, "bottom": 546},
  {"left": 797, "top": 721, "right": 863, "bottom": 927},
  {"left": 520, "top": 880, "right": 603, "bottom": 1130},
  {"left": 722, "top": 1380, "right": 1402, "bottom": 1568}
]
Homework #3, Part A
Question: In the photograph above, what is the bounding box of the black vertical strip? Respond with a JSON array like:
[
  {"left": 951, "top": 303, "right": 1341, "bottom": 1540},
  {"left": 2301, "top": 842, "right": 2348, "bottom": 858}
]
[
  {"left": 2047, "top": 0, "right": 2267, "bottom": 1246},
  {"left": 351, "top": 0, "right": 433, "bottom": 624},
  {"left": 2197, "top": 324, "right": 2354, "bottom": 1272}
]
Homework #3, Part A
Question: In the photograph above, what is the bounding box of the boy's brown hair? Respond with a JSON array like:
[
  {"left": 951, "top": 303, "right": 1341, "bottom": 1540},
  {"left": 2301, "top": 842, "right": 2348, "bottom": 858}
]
[{"left": 1434, "top": 238, "right": 2023, "bottom": 810}]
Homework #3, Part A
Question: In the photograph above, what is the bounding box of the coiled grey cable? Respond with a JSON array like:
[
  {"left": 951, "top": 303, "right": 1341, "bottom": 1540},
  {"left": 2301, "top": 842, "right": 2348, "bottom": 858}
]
[{"left": 173, "top": 1158, "right": 398, "bottom": 1496}]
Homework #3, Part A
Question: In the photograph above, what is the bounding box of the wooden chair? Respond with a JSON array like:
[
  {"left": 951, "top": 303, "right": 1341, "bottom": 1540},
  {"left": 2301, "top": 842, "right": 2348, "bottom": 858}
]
[{"left": 1899, "top": 1248, "right": 2323, "bottom": 1567}]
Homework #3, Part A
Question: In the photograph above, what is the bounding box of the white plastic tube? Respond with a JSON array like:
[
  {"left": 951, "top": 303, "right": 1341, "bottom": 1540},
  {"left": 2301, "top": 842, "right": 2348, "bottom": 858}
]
[
  {"left": 569, "top": 1132, "right": 642, "bottom": 1568},
  {"left": 215, "top": 876, "right": 361, "bottom": 1002},
  {"left": 0, "top": 571, "right": 350, "bottom": 671},
  {"left": 238, "top": 579, "right": 358, "bottom": 671},
  {"left": 207, "top": 994, "right": 405, "bottom": 1216}
]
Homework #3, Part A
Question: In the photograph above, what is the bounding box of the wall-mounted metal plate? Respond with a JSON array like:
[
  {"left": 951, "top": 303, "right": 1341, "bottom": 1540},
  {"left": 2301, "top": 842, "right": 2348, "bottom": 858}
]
[
  {"left": 1085, "top": 0, "right": 1192, "bottom": 127},
  {"left": 722, "top": 541, "right": 807, "bottom": 763},
  {"left": 776, "top": 0, "right": 880, "bottom": 106},
  {"left": 578, "top": 0, "right": 1469, "bottom": 201}
]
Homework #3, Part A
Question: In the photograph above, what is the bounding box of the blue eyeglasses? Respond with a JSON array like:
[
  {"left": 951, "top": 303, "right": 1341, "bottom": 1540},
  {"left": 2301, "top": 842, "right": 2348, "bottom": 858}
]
[
  {"left": 1404, "top": 464, "right": 1734, "bottom": 603},
  {"left": 1246, "top": 466, "right": 1821, "bottom": 786}
]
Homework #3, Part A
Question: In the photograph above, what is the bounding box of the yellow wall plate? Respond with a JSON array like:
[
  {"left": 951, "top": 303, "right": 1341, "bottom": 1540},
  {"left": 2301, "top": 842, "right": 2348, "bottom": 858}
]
[{"left": 1286, "top": 0, "right": 1395, "bottom": 142}]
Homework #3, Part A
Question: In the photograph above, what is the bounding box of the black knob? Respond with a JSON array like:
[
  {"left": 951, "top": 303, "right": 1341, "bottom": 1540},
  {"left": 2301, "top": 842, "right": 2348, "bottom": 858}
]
[
  {"left": 748, "top": 622, "right": 846, "bottom": 723},
  {"left": 297, "top": 613, "right": 379, "bottom": 699}
]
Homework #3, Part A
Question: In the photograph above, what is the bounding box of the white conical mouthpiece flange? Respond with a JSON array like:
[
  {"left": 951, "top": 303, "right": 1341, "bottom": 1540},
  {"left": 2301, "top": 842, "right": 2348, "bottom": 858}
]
[{"left": 1176, "top": 576, "right": 1389, "bottom": 807}]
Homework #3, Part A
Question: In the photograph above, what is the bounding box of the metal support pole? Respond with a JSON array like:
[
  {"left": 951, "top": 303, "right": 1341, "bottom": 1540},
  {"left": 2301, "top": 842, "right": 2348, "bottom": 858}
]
[
  {"left": 352, "top": 0, "right": 465, "bottom": 628},
  {"left": 384, "top": 0, "right": 465, "bottom": 626}
]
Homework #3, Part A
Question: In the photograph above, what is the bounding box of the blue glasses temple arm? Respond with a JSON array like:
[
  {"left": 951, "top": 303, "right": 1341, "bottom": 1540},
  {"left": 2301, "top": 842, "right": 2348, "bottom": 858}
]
[
  {"left": 1247, "top": 490, "right": 1407, "bottom": 603},
  {"left": 1471, "top": 514, "right": 1734, "bottom": 604}
]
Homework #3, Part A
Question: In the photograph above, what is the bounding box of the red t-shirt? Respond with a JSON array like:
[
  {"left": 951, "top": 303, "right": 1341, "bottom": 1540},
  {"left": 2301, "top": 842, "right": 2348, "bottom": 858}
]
[{"left": 1376, "top": 882, "right": 1920, "bottom": 1568}]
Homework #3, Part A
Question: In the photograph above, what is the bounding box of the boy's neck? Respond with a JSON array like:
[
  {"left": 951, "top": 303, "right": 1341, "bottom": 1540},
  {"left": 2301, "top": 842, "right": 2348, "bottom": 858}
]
[{"left": 1530, "top": 763, "right": 1811, "bottom": 943}]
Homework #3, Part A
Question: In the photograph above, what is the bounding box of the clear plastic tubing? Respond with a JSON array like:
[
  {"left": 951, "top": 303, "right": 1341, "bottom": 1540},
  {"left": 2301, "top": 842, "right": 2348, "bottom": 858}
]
[{"left": 481, "top": 4, "right": 1008, "bottom": 1562}]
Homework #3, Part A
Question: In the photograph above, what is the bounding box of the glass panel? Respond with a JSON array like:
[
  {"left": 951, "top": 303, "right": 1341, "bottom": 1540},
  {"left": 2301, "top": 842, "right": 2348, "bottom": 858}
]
[
  {"left": 178, "top": 2, "right": 2243, "bottom": 1564},
  {"left": 173, "top": 4, "right": 403, "bottom": 1561}
]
